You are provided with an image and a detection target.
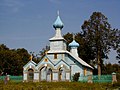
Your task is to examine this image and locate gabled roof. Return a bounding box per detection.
[68,52,93,69]
[23,60,37,68]
[37,55,55,67]
[54,59,70,67]
[47,50,93,69]
[37,55,70,67]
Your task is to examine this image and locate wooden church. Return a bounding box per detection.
[23,13,93,82]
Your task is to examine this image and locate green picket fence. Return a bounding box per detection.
[0,76,23,82]
[0,75,112,83]
[0,76,5,80]
[79,75,88,82]
[92,75,112,83]
[78,75,112,83]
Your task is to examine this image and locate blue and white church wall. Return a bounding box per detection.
[23,55,71,82]
[36,55,71,81]
[23,60,38,82]
[23,12,93,82]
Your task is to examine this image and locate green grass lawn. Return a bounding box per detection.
[0,81,120,90]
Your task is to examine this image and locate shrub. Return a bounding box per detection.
[72,73,80,82]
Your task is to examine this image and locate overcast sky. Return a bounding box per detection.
[0,0,120,64]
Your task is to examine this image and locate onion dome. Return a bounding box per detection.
[53,15,64,29]
[69,40,79,47]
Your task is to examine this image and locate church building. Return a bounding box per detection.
[23,14,93,82]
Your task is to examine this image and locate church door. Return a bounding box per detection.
[59,68,66,81]
[40,67,47,81]
[28,69,34,82]
[47,68,52,82]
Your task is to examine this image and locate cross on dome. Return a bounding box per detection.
[57,10,59,16]
[69,34,79,47]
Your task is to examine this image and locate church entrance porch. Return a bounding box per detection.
[39,66,47,81]
[39,65,53,82]
[27,69,34,82]
[39,68,70,82]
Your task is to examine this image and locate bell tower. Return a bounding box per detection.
[49,12,67,52]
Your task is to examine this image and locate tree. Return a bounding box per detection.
[16,48,30,64]
[117,48,120,60]
[81,12,119,76]
[116,48,120,64]
[102,63,120,82]
[63,32,73,51]
[64,33,96,64]
[63,33,73,44]
[39,45,50,59]
[115,29,120,63]
[0,44,9,50]
[0,44,31,75]
[0,50,22,75]
[75,33,96,64]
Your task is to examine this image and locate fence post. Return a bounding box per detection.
[88,74,93,83]
[112,72,117,84]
